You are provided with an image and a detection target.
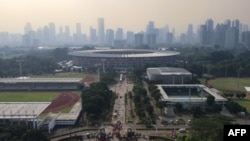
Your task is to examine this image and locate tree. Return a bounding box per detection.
[175,102,183,113]
[51,47,69,62]
[22,129,49,141]
[225,101,246,114]
[189,114,233,141]
[81,82,115,120]
[206,95,215,106]
[190,106,204,118]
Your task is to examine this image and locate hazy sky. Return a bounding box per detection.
[0,0,249,35]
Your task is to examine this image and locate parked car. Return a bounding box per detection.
[178,128,187,133]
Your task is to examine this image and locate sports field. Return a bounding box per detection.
[208,77,250,92]
[0,92,59,102]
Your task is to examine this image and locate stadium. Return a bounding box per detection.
[157,84,227,116]
[68,49,180,70]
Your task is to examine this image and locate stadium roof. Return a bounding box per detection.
[0,77,82,83]
[147,67,192,75]
[157,84,227,103]
[68,49,180,58]
[0,102,50,119]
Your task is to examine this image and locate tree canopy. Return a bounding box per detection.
[81,82,115,121]
[188,114,234,141]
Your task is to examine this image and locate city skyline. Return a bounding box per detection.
[0,0,250,35]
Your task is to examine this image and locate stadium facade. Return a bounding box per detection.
[68,49,180,70]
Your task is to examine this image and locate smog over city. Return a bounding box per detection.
[0,0,250,141]
[0,0,250,45]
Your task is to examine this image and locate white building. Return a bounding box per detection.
[147,67,192,84]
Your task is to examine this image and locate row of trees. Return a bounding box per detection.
[0,125,48,141]
[148,84,165,110]
[0,55,58,77]
[175,47,250,78]
[81,82,115,123]
[179,114,234,141]
[132,85,154,123]
[0,47,73,77]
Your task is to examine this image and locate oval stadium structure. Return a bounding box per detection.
[68,49,180,70]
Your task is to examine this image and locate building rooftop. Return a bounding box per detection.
[68,49,180,58]
[157,84,227,103]
[0,77,82,83]
[245,87,250,92]
[0,102,50,119]
[147,67,192,75]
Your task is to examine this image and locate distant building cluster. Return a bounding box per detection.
[0,18,249,48]
[199,19,250,48]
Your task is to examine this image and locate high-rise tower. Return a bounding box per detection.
[98,18,105,45]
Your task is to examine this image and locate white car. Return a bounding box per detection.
[178,128,187,133]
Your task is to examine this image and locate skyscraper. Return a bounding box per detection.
[98,18,105,45]
[89,26,97,44]
[106,29,114,46]
[73,23,83,44]
[186,24,194,44]
[134,33,144,46]
[115,28,123,40]
[65,26,71,43]
[206,19,214,45]
[49,23,56,44]
[126,31,134,46]
[24,22,32,34]
[146,21,155,34]
[43,26,50,44]
[76,23,81,35]
[199,25,208,45]
[242,31,250,48]
[214,23,226,48]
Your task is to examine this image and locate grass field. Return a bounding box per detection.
[208,77,250,92]
[232,99,250,113]
[0,92,59,102]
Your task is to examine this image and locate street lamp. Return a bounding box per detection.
[17,59,24,77]
[95,63,102,82]
[101,59,106,73]
[237,67,243,92]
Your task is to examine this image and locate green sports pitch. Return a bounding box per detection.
[0,92,59,102]
[208,77,250,92]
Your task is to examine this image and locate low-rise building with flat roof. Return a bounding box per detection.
[157,84,227,116]
[147,67,192,84]
[0,77,83,91]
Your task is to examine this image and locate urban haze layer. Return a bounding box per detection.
[0,18,249,49]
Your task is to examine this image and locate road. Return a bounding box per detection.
[50,75,186,141]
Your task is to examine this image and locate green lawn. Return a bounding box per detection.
[208,77,250,92]
[232,99,250,113]
[0,92,59,102]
